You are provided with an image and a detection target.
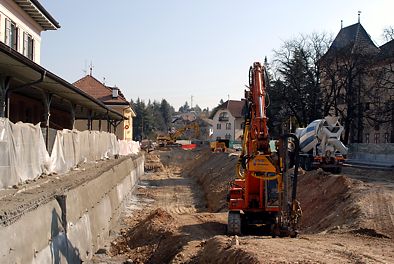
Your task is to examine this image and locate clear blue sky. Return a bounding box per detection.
[39,0,394,110]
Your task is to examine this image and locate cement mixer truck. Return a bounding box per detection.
[295,116,348,173]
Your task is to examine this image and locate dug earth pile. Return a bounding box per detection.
[94,147,394,263]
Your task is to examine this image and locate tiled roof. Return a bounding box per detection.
[327,23,379,56]
[376,39,394,62]
[218,100,245,118]
[73,75,129,105]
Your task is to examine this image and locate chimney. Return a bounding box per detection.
[112,86,119,98]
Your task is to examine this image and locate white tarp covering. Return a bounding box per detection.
[0,118,127,189]
[0,118,50,189]
[49,130,120,174]
[118,140,140,156]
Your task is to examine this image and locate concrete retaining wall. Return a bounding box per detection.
[348,143,394,166]
[0,154,144,263]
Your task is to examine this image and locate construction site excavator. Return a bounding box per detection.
[227,62,302,237]
[156,123,200,147]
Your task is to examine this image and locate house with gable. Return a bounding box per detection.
[211,99,244,141]
[0,0,125,151]
[0,0,60,64]
[73,73,135,140]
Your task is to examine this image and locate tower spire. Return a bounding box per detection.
[358,11,361,23]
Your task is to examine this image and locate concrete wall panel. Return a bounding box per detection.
[0,154,144,263]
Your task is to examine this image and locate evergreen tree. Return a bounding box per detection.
[178,101,190,113]
[160,99,173,131]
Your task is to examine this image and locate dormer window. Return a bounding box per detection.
[219,112,229,121]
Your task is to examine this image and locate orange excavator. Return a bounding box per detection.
[227,62,302,237]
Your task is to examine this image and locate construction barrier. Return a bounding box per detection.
[181,144,197,150]
[0,118,138,189]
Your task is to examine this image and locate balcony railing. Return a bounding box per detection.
[219,116,229,121]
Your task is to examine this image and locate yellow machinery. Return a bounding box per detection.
[157,123,200,147]
[210,139,229,152]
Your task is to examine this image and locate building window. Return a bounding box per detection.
[219,112,229,122]
[384,133,389,143]
[225,133,231,140]
[365,133,369,144]
[374,133,379,144]
[217,123,221,130]
[5,18,18,50]
[226,123,231,130]
[23,32,34,60]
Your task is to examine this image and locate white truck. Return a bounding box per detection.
[295,116,348,173]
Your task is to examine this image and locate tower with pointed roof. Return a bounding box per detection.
[320,21,394,144]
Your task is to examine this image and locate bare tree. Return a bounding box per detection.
[364,61,394,142]
[383,26,394,42]
[319,43,376,144]
[269,33,331,129]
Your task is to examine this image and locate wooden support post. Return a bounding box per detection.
[88,110,92,131]
[107,113,110,132]
[0,76,10,118]
[70,103,76,130]
[43,93,53,150]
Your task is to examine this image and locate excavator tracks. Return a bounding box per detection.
[227,211,242,235]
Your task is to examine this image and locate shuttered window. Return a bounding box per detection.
[23,32,34,60]
[5,18,18,50]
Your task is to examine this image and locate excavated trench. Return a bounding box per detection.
[93,147,394,264]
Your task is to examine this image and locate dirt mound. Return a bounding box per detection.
[298,169,357,233]
[109,208,184,263]
[298,169,394,238]
[158,147,206,169]
[196,233,394,263]
[196,236,259,264]
[178,148,394,238]
[184,149,237,212]
[97,147,394,263]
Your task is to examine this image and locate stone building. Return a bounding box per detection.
[320,22,394,144]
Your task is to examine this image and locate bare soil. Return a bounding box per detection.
[92,147,394,263]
